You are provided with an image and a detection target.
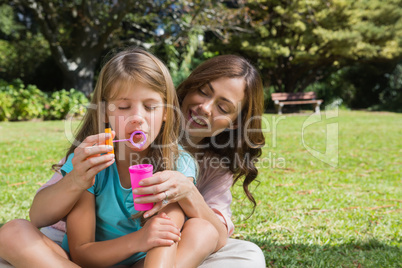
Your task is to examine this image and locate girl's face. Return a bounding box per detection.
[107,80,165,155]
[181,77,245,143]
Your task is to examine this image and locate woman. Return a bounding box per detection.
[0,54,266,267]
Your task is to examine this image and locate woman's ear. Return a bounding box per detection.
[227,123,238,130]
[227,118,238,130]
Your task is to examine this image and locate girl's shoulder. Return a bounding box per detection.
[177,145,198,182]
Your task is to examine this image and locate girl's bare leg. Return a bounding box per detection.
[176,218,219,268]
[144,203,184,268]
[0,219,78,268]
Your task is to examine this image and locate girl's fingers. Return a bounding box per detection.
[158,212,168,218]
[83,153,115,170]
[87,157,115,178]
[84,145,114,158]
[155,240,175,247]
[157,221,180,235]
[160,232,181,243]
[79,133,112,148]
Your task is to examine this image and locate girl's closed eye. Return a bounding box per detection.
[119,106,130,110]
[144,102,163,111]
[144,105,157,111]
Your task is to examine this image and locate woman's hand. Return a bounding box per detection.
[136,212,181,252]
[68,132,115,191]
[133,171,194,218]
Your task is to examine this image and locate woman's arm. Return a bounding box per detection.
[67,191,181,268]
[134,171,229,251]
[29,133,115,228]
[178,183,228,251]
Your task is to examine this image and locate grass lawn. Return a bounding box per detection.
[1,110,401,267]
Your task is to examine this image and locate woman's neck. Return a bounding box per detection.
[181,137,204,156]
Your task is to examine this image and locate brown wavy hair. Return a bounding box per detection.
[176,55,265,213]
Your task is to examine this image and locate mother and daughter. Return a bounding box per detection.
[0,47,266,267]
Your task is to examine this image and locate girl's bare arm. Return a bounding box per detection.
[66,191,181,268]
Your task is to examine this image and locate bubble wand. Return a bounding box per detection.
[105,128,147,154]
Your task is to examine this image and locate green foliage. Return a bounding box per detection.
[0,4,50,84]
[376,63,402,112]
[0,79,89,121]
[0,79,47,121]
[44,89,89,120]
[162,31,204,86]
[305,68,357,107]
[206,0,402,96]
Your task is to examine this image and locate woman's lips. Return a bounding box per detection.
[188,110,208,128]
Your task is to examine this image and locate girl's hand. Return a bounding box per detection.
[68,132,115,190]
[133,171,194,218]
[137,212,181,252]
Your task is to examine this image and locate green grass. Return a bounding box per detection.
[1,111,401,267]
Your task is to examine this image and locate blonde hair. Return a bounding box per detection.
[63,48,180,171]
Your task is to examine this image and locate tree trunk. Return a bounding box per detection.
[61,58,97,97]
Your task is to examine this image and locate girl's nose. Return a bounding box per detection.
[128,114,145,126]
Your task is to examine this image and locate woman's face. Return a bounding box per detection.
[107,80,165,156]
[181,77,245,143]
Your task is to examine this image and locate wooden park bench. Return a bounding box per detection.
[271,91,323,114]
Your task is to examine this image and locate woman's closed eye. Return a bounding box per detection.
[218,105,229,114]
[198,88,209,96]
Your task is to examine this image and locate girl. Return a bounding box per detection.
[59,47,188,267]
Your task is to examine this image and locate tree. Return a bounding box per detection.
[0,4,52,87]
[7,0,146,96]
[5,0,233,96]
[205,0,402,93]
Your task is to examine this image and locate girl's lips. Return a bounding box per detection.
[128,131,147,142]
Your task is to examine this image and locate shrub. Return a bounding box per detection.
[0,79,47,121]
[44,89,88,120]
[0,79,89,121]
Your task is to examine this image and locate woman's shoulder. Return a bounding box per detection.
[199,151,231,172]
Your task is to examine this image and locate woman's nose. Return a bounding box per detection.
[199,100,213,116]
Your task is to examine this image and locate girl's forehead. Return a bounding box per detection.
[108,79,163,101]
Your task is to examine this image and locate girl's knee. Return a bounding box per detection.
[184,218,219,244]
[0,219,36,248]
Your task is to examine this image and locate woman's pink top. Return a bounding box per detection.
[38,156,235,236]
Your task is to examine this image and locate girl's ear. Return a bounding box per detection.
[163,108,167,121]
